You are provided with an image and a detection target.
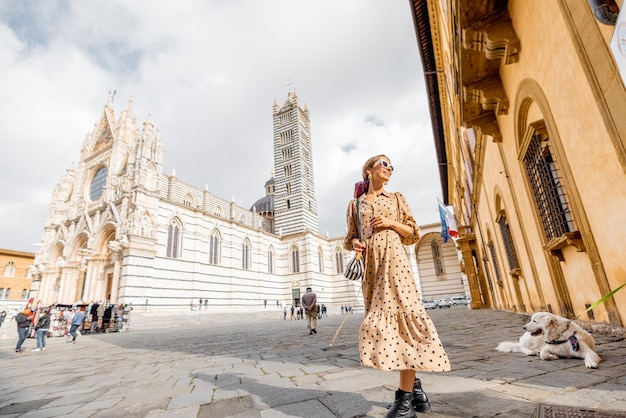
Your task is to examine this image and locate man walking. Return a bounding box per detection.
[301,287,317,335]
[69,307,85,344]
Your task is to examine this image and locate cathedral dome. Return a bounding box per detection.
[250,194,274,214]
[250,175,275,214]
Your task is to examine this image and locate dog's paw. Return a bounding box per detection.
[540,352,558,361]
[585,353,601,369]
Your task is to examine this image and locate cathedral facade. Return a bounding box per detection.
[29,92,370,311]
[29,91,464,312]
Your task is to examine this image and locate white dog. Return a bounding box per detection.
[496,312,601,369]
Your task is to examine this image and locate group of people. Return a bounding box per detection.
[340,305,354,315]
[12,302,132,354]
[14,307,52,353]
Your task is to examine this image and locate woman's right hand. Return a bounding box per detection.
[352,238,366,253]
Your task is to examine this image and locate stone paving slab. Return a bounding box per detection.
[1,307,626,417]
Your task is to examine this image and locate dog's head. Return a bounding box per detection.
[523,312,570,341]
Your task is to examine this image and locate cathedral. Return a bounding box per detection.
[28,90,464,312]
[28,91,366,311]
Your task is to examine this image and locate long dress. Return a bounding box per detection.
[344,189,450,372]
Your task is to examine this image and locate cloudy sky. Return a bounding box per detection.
[0,0,443,253]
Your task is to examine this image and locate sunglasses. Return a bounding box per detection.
[374,159,394,171]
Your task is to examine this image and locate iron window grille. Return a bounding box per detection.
[523,133,574,241]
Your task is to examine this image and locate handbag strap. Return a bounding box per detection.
[355,197,362,241]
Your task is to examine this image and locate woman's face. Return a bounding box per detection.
[370,157,393,182]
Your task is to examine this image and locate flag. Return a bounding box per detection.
[438,202,451,243]
[446,205,459,238]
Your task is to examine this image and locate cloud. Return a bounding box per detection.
[0,0,443,252]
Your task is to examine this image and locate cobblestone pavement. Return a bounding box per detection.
[1,307,626,417]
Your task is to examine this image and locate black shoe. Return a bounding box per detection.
[412,378,431,413]
[309,331,313,335]
[312,329,317,334]
[384,389,415,418]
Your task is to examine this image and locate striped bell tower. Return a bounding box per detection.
[272,90,319,236]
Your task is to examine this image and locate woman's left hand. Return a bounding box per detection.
[370,215,392,230]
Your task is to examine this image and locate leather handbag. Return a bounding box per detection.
[344,197,364,281]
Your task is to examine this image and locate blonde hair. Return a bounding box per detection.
[361,154,389,180]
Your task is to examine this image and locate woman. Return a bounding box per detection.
[15,308,33,353]
[344,155,450,417]
[33,308,51,352]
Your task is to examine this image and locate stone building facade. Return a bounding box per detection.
[410,0,626,326]
[0,249,35,310]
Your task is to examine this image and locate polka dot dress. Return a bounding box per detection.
[344,190,450,372]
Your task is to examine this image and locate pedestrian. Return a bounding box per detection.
[321,304,327,318]
[283,305,287,320]
[264,299,267,308]
[0,310,6,328]
[69,307,85,343]
[301,287,317,334]
[290,304,295,320]
[97,302,105,332]
[204,299,208,310]
[341,305,345,315]
[344,155,450,417]
[33,308,51,352]
[15,308,33,353]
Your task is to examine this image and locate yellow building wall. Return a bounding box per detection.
[0,249,35,306]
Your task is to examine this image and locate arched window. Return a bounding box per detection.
[214,206,223,217]
[242,239,251,270]
[0,288,4,299]
[209,230,221,265]
[334,249,345,274]
[488,242,503,284]
[318,247,324,273]
[3,261,15,277]
[21,289,28,300]
[290,245,300,273]
[167,218,182,258]
[497,212,520,271]
[3,288,10,299]
[268,246,275,274]
[431,240,445,275]
[522,127,574,240]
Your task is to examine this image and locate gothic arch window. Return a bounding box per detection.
[239,214,246,224]
[431,240,445,276]
[496,210,520,271]
[183,193,194,207]
[334,248,345,274]
[284,165,292,178]
[242,239,251,270]
[21,289,28,300]
[286,199,291,209]
[286,183,291,195]
[268,246,275,274]
[209,229,221,265]
[166,218,183,258]
[3,261,15,277]
[487,242,503,284]
[290,245,300,273]
[3,288,10,299]
[0,288,4,299]
[318,247,324,273]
